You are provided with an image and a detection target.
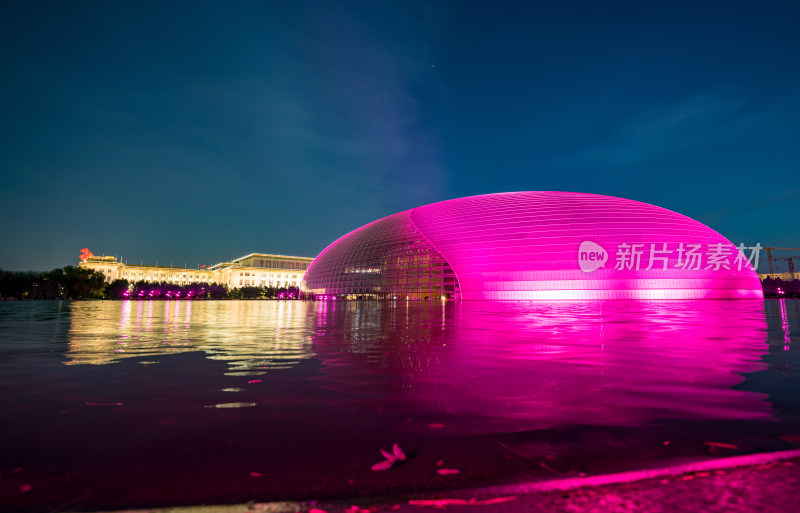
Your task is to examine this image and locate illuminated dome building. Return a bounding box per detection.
[303,192,763,300]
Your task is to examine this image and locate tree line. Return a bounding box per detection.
[111,280,300,300]
[4,265,794,300]
[0,267,302,300]
[0,266,106,299]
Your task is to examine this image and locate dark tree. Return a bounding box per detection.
[104,279,130,299]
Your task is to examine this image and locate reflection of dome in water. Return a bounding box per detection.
[304,192,762,300]
[309,300,773,431]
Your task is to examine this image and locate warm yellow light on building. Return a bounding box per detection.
[78,251,313,290]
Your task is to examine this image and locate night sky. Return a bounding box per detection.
[2,1,799,271]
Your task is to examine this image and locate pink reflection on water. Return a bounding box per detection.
[313,299,772,431]
[780,298,791,351]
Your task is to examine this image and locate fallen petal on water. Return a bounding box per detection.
[437,468,460,475]
[393,443,406,460]
[539,461,566,475]
[371,460,394,471]
[703,441,739,450]
[477,497,517,505]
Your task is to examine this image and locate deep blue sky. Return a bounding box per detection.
[2,0,799,271]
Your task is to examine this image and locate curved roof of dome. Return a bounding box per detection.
[305,191,762,300]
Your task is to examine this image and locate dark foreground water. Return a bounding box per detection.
[1,299,799,511]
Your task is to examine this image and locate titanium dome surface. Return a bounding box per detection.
[303,192,763,300]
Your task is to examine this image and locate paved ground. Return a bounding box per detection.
[97,451,800,513]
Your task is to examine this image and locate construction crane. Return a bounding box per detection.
[763,247,800,275]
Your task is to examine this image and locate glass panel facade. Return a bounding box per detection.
[304,211,460,300]
[305,192,762,301]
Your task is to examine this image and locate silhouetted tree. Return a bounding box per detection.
[0,269,47,299]
[104,279,130,299]
[238,286,262,299]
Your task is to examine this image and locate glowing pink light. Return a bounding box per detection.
[305,192,763,300]
[780,298,791,351]
[312,300,772,430]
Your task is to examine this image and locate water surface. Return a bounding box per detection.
[1,299,798,510]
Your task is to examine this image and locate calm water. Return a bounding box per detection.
[1,299,799,510]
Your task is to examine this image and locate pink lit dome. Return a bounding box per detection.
[303,192,763,300]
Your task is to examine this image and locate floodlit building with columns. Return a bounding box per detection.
[78,252,313,290]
